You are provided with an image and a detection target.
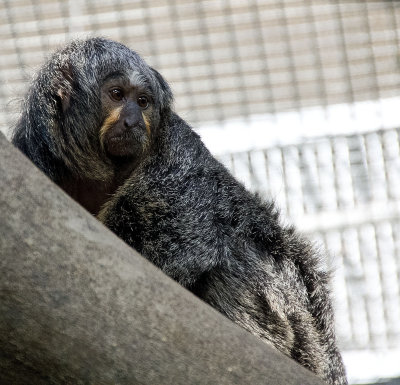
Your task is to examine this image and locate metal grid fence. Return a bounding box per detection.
[1,1,400,130]
[218,128,400,352]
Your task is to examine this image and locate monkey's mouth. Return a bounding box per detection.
[105,129,147,157]
[109,132,134,143]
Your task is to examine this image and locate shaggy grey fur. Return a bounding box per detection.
[12,37,347,385]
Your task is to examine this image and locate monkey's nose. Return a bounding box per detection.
[124,116,140,129]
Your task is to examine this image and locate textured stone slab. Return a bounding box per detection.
[0,132,324,385]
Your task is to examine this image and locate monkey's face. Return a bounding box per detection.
[18,38,172,181]
[99,72,154,159]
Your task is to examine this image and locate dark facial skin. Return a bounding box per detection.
[99,74,153,159]
[60,73,155,216]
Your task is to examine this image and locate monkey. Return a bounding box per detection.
[12,37,347,385]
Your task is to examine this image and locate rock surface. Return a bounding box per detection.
[0,132,324,385]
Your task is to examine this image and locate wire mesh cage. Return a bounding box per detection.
[218,128,400,353]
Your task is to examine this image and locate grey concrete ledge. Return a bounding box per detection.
[0,132,324,385]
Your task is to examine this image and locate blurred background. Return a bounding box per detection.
[0,1,399,383]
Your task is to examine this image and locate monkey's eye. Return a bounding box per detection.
[137,95,149,109]
[109,88,124,101]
